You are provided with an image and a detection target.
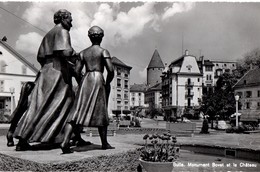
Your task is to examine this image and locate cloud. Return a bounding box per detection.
[17,2,195,55]
[91,2,159,46]
[138,66,147,80]
[21,2,97,52]
[15,32,42,55]
[162,2,195,21]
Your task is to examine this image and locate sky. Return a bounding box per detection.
[1,1,260,84]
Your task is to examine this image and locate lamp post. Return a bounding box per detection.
[235,95,240,127]
[9,87,15,114]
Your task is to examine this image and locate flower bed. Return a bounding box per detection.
[0,150,140,172]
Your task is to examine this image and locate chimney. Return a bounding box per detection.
[185,50,189,56]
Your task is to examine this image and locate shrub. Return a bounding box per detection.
[140,132,179,162]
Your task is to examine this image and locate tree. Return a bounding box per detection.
[200,73,237,124]
[235,48,260,78]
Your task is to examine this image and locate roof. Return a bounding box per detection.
[233,67,260,88]
[130,84,147,92]
[111,56,132,69]
[147,49,164,69]
[0,40,39,73]
[169,56,184,67]
[204,60,214,66]
[146,82,162,92]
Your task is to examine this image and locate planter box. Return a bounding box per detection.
[139,158,173,172]
[166,122,196,133]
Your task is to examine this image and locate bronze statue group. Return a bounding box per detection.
[6,9,115,154]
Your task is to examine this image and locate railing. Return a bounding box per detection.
[185,82,194,87]
[185,91,194,97]
[205,80,213,84]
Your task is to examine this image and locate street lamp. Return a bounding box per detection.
[9,87,15,114]
[235,94,240,127]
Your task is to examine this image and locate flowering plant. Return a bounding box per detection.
[140,132,179,162]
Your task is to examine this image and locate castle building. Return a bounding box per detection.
[145,49,165,110]
[161,50,203,119]
[147,49,165,87]
[108,57,132,115]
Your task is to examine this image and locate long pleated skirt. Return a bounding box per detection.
[68,71,109,127]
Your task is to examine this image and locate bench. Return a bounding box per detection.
[85,122,118,137]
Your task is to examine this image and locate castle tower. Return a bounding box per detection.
[147,49,165,87]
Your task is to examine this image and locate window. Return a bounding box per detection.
[117,94,121,98]
[245,91,252,98]
[237,92,243,98]
[198,78,200,82]
[216,69,222,76]
[205,66,213,71]
[225,69,230,73]
[124,80,128,89]
[22,65,27,75]
[246,102,251,109]
[117,68,121,76]
[258,91,260,97]
[0,80,4,92]
[224,64,227,67]
[0,60,6,73]
[117,78,121,87]
[138,93,141,96]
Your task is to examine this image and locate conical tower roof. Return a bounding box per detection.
[147,49,164,69]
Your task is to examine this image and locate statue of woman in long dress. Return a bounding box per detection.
[60,26,115,154]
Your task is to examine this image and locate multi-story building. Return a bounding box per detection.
[108,57,132,115]
[161,50,203,119]
[147,49,165,87]
[233,67,260,123]
[0,40,38,116]
[144,82,162,109]
[130,83,148,108]
[198,56,237,94]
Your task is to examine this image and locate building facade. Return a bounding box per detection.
[108,57,132,115]
[234,67,260,123]
[144,82,162,109]
[161,50,203,119]
[130,84,148,108]
[198,57,237,94]
[0,40,38,116]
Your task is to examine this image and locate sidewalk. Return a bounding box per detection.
[0,132,260,164]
